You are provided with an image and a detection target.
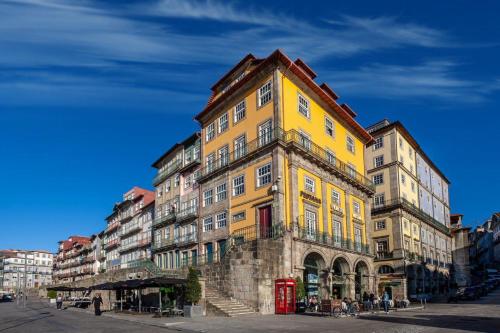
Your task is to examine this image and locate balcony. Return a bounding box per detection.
[153,211,176,227]
[405,252,423,262]
[197,128,375,194]
[104,239,120,249]
[152,232,197,251]
[178,155,201,174]
[176,205,198,223]
[375,251,394,261]
[105,221,120,234]
[295,223,371,255]
[372,198,451,235]
[119,237,151,252]
[153,160,182,186]
[120,222,142,237]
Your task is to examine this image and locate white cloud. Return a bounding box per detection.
[323,61,500,102]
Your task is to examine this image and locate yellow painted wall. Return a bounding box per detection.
[399,168,419,206]
[280,74,365,175]
[297,168,323,232]
[325,183,347,237]
[350,194,366,243]
[202,75,274,163]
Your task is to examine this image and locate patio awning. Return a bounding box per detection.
[90,277,186,290]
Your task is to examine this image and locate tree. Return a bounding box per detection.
[185,267,202,305]
[295,276,306,302]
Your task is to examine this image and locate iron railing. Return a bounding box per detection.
[153,159,182,186]
[295,223,371,255]
[120,222,142,237]
[197,128,375,192]
[176,205,198,222]
[372,198,451,235]
[153,211,176,227]
[152,232,198,251]
[375,251,394,260]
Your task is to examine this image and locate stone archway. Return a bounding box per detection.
[331,256,351,299]
[303,252,326,299]
[354,260,370,301]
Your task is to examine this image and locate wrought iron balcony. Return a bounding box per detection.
[153,211,176,227]
[372,198,451,235]
[152,232,197,251]
[375,251,394,261]
[197,128,375,193]
[153,160,182,186]
[120,222,142,237]
[176,205,198,222]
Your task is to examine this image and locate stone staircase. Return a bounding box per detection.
[205,287,256,317]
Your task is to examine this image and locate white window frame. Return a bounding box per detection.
[326,149,336,165]
[373,173,384,185]
[203,189,213,207]
[216,183,227,202]
[373,136,384,150]
[258,81,272,107]
[375,220,386,230]
[218,112,228,133]
[206,122,215,142]
[234,135,246,159]
[331,190,341,206]
[304,175,315,193]
[218,145,229,167]
[232,174,245,196]
[374,155,384,168]
[215,212,227,229]
[298,93,310,118]
[203,217,213,232]
[373,194,385,208]
[353,200,361,215]
[325,117,334,137]
[234,100,246,123]
[256,163,272,187]
[346,135,355,154]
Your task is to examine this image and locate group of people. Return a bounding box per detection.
[55,293,103,316]
[361,291,393,313]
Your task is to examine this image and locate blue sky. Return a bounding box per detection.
[1,0,499,252]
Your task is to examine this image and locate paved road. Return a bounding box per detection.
[1,290,499,333]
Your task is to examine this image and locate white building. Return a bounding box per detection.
[0,250,53,292]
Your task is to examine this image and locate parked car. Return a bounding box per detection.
[1,294,13,302]
[459,287,479,300]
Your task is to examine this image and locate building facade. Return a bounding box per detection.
[152,133,201,269]
[103,187,154,271]
[194,50,376,301]
[365,120,453,299]
[450,214,471,287]
[53,236,93,284]
[1,250,53,291]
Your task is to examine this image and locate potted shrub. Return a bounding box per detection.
[184,267,203,317]
[295,276,307,313]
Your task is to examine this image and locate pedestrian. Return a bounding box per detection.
[369,292,375,312]
[383,291,390,314]
[91,293,103,316]
[362,291,370,311]
[56,294,63,310]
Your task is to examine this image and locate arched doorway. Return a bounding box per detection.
[354,260,369,301]
[331,257,350,299]
[303,252,325,299]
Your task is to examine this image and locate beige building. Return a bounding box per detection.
[365,120,452,300]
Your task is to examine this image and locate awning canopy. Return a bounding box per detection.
[47,286,89,291]
[91,277,186,291]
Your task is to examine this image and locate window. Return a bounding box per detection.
[232,211,246,222]
[218,145,229,167]
[203,189,213,207]
[354,227,362,251]
[347,163,356,178]
[375,220,386,230]
[304,176,315,193]
[218,113,228,133]
[373,194,385,208]
[399,155,404,164]
[411,181,416,193]
[299,131,311,150]
[373,173,384,185]
[165,179,171,192]
[203,217,213,232]
[206,152,215,172]
[374,155,384,168]
[216,183,227,202]
[234,100,246,123]
[258,120,272,146]
[353,200,361,216]
[331,190,341,206]
[326,150,336,165]
[409,147,413,159]
[234,135,246,159]
[184,173,193,189]
[346,136,355,153]
[401,173,406,185]
[376,240,388,253]
[215,212,227,229]
[256,163,272,187]
[298,93,310,118]
[305,209,317,239]
[258,81,272,107]
[373,136,384,150]
[174,174,180,187]
[399,137,404,149]
[333,220,342,245]
[232,175,245,196]
[206,122,215,142]
[325,117,334,137]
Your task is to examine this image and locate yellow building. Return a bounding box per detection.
[365,120,452,300]
[195,50,376,301]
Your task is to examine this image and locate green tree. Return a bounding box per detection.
[295,276,306,302]
[47,290,57,299]
[185,267,202,305]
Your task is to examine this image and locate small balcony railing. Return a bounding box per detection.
[105,222,120,234]
[176,206,198,222]
[375,251,394,260]
[152,232,197,251]
[153,211,176,227]
[104,239,120,249]
[121,222,142,237]
[153,160,182,186]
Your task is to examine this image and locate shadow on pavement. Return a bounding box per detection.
[0,314,54,332]
[358,313,500,333]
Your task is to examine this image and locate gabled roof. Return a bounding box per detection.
[195,49,372,144]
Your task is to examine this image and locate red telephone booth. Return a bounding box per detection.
[275,278,296,314]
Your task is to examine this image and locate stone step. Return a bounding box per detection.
[205,287,255,317]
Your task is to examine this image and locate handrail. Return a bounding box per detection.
[153,160,182,186]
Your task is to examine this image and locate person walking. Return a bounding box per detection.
[369,292,375,312]
[91,293,103,316]
[362,292,370,311]
[382,291,390,314]
[56,294,63,310]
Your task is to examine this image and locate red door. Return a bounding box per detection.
[259,205,272,238]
